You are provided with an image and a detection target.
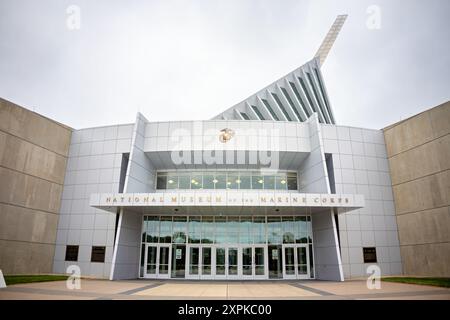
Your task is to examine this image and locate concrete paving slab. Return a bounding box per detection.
[0,279,449,300]
[227,283,318,298]
[135,283,228,298]
[296,279,449,296]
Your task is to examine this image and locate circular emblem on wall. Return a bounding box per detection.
[219,128,235,143]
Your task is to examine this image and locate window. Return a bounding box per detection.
[267,217,282,244]
[298,77,316,113]
[156,171,298,190]
[363,247,377,263]
[188,216,201,243]
[167,174,178,189]
[281,87,304,121]
[271,93,292,121]
[65,245,79,261]
[287,172,298,191]
[307,72,329,123]
[178,174,190,189]
[263,175,275,189]
[142,215,313,246]
[275,175,287,190]
[239,174,251,189]
[190,175,202,189]
[214,174,226,189]
[172,216,187,243]
[240,112,250,120]
[314,68,334,123]
[203,174,215,189]
[261,99,279,121]
[289,81,309,117]
[156,174,167,189]
[251,105,265,120]
[251,174,264,189]
[91,246,106,263]
[226,173,239,189]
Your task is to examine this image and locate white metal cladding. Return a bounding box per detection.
[212,59,336,125]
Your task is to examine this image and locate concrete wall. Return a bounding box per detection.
[0,98,71,274]
[383,100,450,277]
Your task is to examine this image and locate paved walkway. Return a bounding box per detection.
[0,279,449,300]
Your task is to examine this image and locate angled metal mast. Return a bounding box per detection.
[314,14,348,67]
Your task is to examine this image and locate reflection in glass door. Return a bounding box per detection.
[283,246,296,279]
[254,246,266,278]
[171,244,186,278]
[158,245,170,278]
[187,246,200,279]
[202,247,212,278]
[268,245,283,279]
[145,245,157,277]
[242,247,252,277]
[297,246,308,276]
[215,247,226,277]
[228,247,238,277]
[282,245,309,279]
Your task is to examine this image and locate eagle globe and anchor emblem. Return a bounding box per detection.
[219,128,235,143]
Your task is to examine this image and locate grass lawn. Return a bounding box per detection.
[4,275,69,286]
[382,277,450,288]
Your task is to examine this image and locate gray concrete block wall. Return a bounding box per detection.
[0,98,71,274]
[384,101,450,277]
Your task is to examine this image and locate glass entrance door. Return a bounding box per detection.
[171,244,186,278]
[296,246,309,279]
[201,247,213,278]
[241,247,253,278]
[283,246,296,279]
[144,245,157,277]
[282,244,309,279]
[215,247,226,278]
[158,244,171,279]
[144,244,171,279]
[186,246,200,279]
[241,246,267,278]
[228,247,239,278]
[214,246,241,279]
[147,244,308,280]
[254,246,267,279]
[268,245,283,279]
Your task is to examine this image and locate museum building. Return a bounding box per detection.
[1,15,448,281]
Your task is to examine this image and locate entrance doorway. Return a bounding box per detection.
[171,244,186,278]
[268,245,283,279]
[282,244,309,279]
[140,215,314,280]
[185,245,268,279]
[143,244,171,279]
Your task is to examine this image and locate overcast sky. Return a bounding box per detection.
[0,0,449,129]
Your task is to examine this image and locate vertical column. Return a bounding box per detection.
[300,114,343,281]
[110,113,154,280]
[312,210,344,281]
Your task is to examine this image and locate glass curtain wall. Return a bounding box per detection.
[139,215,314,277]
[156,171,298,191]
